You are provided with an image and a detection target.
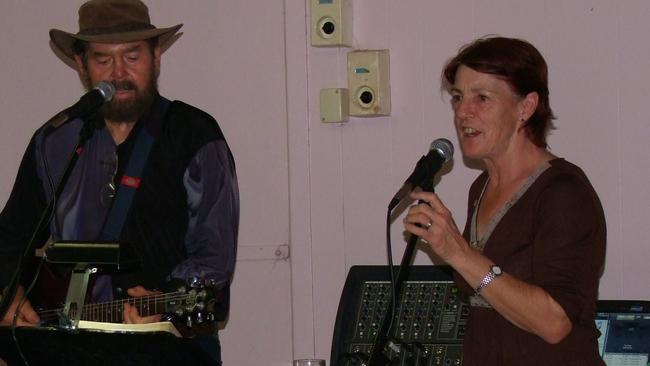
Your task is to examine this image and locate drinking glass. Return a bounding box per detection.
[293,359,326,366]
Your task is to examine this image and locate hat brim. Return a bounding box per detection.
[50,24,183,65]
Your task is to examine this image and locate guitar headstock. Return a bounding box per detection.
[163,277,221,330]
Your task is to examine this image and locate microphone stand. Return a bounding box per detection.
[0,119,97,320]
[366,179,436,366]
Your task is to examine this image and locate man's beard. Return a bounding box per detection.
[81,73,158,122]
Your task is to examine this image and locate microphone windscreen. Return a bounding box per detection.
[430,138,454,163]
[94,81,116,102]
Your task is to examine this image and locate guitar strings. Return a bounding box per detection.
[36,291,206,322]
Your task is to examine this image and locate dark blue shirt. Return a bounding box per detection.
[0,95,238,320]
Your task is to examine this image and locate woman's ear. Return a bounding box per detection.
[520,91,539,122]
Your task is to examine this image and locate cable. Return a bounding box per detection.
[11,255,45,366]
[7,134,62,366]
[385,209,397,339]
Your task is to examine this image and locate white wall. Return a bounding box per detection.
[1,1,649,365]
[0,1,293,365]
[292,0,650,362]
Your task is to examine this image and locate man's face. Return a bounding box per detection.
[75,40,161,123]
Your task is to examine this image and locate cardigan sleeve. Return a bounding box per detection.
[531,172,606,322]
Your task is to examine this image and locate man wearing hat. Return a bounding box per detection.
[0,0,238,363]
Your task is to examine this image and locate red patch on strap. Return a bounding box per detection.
[120,175,141,189]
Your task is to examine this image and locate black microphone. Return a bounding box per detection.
[388,138,454,210]
[47,81,116,128]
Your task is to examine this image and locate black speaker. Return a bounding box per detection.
[0,326,213,366]
[331,265,468,366]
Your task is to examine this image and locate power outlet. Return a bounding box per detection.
[310,0,352,47]
[320,88,349,123]
[347,50,391,116]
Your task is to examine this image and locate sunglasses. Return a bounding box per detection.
[99,152,118,207]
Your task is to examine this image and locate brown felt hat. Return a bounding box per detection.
[50,0,182,64]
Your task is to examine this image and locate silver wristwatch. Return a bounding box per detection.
[475,265,502,295]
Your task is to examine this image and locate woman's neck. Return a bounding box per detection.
[484,144,555,189]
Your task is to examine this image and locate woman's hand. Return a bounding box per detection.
[404,193,572,343]
[403,191,468,264]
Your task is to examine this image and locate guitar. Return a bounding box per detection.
[34,278,220,336]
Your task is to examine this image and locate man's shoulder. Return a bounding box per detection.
[168,100,215,123]
[162,99,225,142]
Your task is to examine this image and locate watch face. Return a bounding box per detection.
[491,265,502,276]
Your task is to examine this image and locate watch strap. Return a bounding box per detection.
[475,265,501,295]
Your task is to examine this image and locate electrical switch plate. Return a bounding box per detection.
[320,88,349,123]
[347,49,391,116]
[310,0,352,47]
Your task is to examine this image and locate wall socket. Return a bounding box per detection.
[347,50,391,116]
[320,88,349,123]
[310,0,352,47]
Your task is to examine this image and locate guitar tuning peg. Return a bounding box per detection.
[195,311,204,324]
[189,277,202,288]
[186,315,193,328]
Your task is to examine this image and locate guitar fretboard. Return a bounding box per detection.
[79,292,184,322]
[38,291,190,323]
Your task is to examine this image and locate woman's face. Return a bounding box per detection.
[450,65,526,162]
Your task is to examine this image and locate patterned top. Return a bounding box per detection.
[469,161,551,251]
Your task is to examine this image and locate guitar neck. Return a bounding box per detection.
[78,291,184,323]
[35,283,213,326]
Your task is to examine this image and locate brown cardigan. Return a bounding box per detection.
[456,158,606,365]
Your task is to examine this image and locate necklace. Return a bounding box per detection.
[470,161,551,251]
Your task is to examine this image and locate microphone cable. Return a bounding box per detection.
[380,138,454,364]
[9,132,61,366]
[11,256,47,366]
[385,208,397,343]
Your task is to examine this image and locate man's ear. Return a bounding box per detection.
[73,54,86,75]
[153,44,162,78]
